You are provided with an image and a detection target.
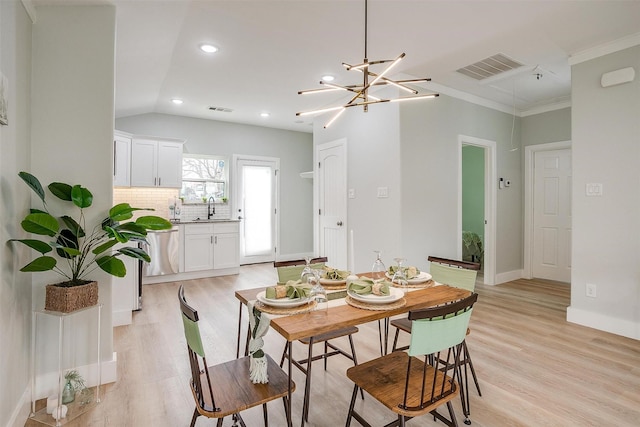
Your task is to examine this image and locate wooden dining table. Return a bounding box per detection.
[235,282,471,426]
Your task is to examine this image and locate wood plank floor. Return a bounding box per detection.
[26,263,640,426]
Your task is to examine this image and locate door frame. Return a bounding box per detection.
[458,135,496,285]
[523,140,572,278]
[231,154,280,263]
[314,138,347,261]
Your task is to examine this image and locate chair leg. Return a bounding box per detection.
[345,385,359,427]
[447,401,459,427]
[347,335,364,400]
[324,341,329,370]
[262,402,268,427]
[279,340,288,368]
[463,340,482,396]
[190,407,199,427]
[391,328,400,352]
[282,396,292,427]
[302,337,315,422]
[216,417,224,427]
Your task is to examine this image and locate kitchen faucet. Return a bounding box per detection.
[207,196,215,219]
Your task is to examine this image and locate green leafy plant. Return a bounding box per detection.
[64,369,86,392]
[9,172,172,286]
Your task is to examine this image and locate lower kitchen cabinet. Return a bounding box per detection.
[183,222,239,273]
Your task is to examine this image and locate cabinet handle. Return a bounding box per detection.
[214,236,218,244]
[211,236,213,244]
[154,177,157,186]
[158,177,161,186]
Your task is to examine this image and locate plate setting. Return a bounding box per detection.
[256,291,310,308]
[347,287,403,305]
[386,271,432,284]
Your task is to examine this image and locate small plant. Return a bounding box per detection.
[221,197,228,203]
[64,369,86,392]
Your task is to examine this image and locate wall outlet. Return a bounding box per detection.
[586,283,597,298]
[348,188,356,199]
[377,187,388,198]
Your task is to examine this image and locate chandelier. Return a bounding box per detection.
[296,0,438,128]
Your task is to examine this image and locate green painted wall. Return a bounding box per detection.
[462,145,484,239]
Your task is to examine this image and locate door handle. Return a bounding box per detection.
[337,221,343,226]
[238,216,243,220]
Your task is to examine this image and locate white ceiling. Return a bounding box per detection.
[32,1,640,132]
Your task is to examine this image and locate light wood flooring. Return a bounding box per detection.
[26,263,640,426]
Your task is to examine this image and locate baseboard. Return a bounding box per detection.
[32,352,118,400]
[112,309,132,327]
[494,269,523,285]
[567,306,640,340]
[7,385,31,427]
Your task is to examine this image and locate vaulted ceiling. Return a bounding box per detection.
[33,1,640,132]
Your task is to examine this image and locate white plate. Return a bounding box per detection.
[256,291,310,308]
[319,278,347,286]
[386,271,432,284]
[347,286,403,305]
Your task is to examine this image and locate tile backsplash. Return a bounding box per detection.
[113,187,231,221]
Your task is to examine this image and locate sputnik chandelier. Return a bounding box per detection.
[296,0,438,128]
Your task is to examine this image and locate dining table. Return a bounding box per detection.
[234,277,471,426]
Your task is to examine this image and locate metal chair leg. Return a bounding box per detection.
[190,407,199,427]
[263,403,268,426]
[463,340,482,395]
[345,385,359,427]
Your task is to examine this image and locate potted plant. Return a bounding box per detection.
[61,369,86,404]
[9,172,172,312]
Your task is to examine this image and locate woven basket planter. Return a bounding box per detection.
[45,281,98,313]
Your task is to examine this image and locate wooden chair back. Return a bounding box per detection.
[401,293,478,411]
[428,256,479,292]
[178,285,218,414]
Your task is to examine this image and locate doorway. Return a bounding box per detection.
[458,135,496,285]
[315,139,348,269]
[524,141,572,281]
[232,155,279,265]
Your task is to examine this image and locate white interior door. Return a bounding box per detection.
[235,157,278,265]
[316,140,347,269]
[532,149,572,282]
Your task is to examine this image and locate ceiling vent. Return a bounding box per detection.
[208,106,233,113]
[456,53,524,81]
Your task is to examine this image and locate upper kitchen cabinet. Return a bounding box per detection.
[130,137,184,188]
[113,131,132,187]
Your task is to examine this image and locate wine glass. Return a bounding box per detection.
[308,269,327,311]
[300,256,313,283]
[371,251,386,284]
[391,257,408,293]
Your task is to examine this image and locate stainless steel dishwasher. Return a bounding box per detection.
[142,227,180,277]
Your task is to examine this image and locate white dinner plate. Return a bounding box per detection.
[256,291,310,308]
[347,286,403,305]
[386,271,432,284]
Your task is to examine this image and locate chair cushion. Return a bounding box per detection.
[299,326,358,344]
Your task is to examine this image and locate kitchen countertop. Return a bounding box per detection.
[171,218,240,224]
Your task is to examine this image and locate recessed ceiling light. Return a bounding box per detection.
[200,44,218,53]
[171,99,183,105]
[322,75,335,81]
[260,112,270,117]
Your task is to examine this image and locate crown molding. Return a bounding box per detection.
[569,32,640,66]
[520,99,572,117]
[21,0,37,23]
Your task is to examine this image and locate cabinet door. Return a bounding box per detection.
[157,141,183,188]
[113,135,131,187]
[213,233,239,269]
[130,138,158,187]
[184,234,214,271]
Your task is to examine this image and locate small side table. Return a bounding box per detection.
[30,304,102,427]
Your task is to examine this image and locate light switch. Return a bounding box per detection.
[586,183,603,197]
[377,187,388,198]
[348,188,356,199]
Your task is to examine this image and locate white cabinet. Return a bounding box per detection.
[113,132,131,187]
[182,222,239,272]
[183,224,215,272]
[213,222,240,269]
[130,137,183,188]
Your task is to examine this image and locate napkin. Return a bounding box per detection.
[388,265,420,279]
[322,266,351,280]
[348,278,390,296]
[265,280,312,299]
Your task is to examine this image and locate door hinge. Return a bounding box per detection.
[275,169,278,176]
[274,208,277,215]
[318,161,321,168]
[318,209,322,215]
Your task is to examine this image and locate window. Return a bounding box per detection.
[180,155,227,203]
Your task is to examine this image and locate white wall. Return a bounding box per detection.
[568,45,640,339]
[116,113,314,257]
[314,103,403,273]
[0,1,33,425]
[30,3,117,390]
